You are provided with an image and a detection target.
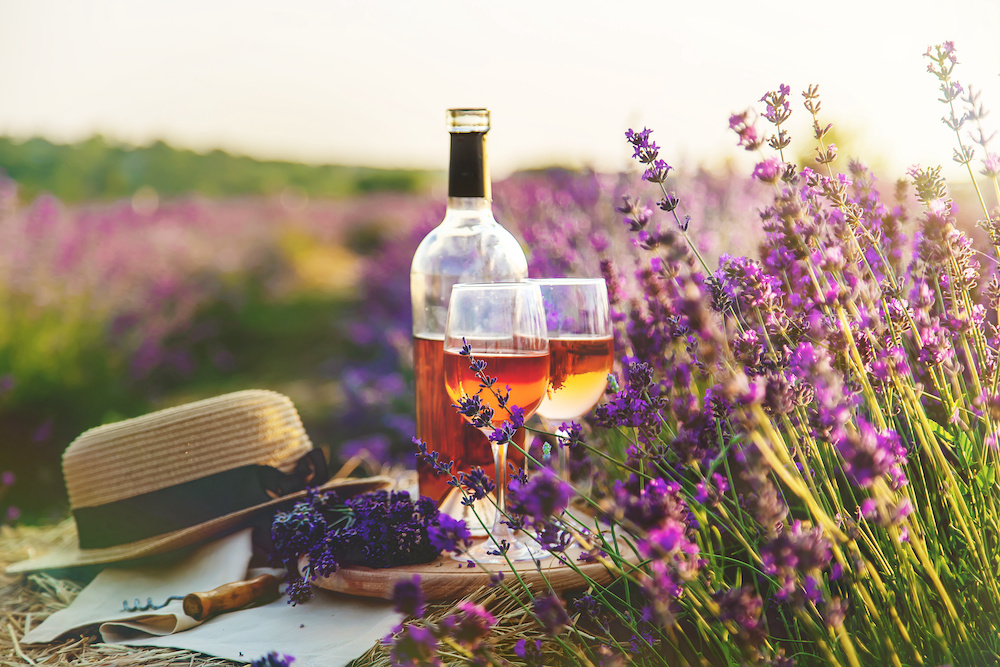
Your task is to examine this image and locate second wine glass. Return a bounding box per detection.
[530,278,614,479]
[443,282,550,563]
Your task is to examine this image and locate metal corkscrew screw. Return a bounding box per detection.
[121,595,185,612]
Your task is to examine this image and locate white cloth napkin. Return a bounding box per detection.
[124,588,399,666]
[22,529,399,666]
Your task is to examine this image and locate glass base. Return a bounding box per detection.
[452,534,551,564]
[437,486,496,537]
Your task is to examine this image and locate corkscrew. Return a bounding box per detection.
[120,573,281,619]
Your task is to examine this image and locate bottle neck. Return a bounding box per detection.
[446,196,492,213]
[448,131,490,199]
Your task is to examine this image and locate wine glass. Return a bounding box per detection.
[529,278,613,479]
[443,282,550,563]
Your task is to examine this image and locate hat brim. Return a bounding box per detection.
[6,475,394,574]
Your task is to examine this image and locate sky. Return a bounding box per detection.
[0,1,999,180]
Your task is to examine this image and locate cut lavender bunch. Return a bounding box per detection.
[270,488,463,604]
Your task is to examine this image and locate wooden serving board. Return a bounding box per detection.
[308,537,641,601]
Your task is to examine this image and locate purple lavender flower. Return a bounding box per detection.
[836,419,908,489]
[729,111,763,151]
[787,342,851,442]
[694,473,729,506]
[385,624,440,667]
[573,594,610,633]
[532,593,570,635]
[270,498,330,567]
[594,362,664,437]
[720,254,788,331]
[712,586,765,646]
[860,498,878,520]
[871,346,909,384]
[761,84,791,123]
[487,405,525,446]
[250,651,295,667]
[627,362,654,390]
[741,450,789,537]
[414,438,455,479]
[457,467,496,503]
[625,128,686,218]
[440,602,496,648]
[617,195,653,231]
[752,158,784,184]
[613,476,690,533]
[981,152,1000,177]
[642,559,683,624]
[623,480,704,618]
[427,514,472,555]
[760,521,833,601]
[487,420,517,445]
[559,421,586,449]
[824,597,848,628]
[803,574,823,605]
[531,519,573,553]
[733,329,765,372]
[507,467,572,524]
[641,519,690,555]
[643,159,673,184]
[625,128,658,164]
[514,638,545,665]
[453,394,494,429]
[893,498,914,523]
[391,576,425,618]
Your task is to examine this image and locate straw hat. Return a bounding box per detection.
[7,389,390,573]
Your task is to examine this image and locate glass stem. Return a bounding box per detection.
[554,427,569,479]
[541,416,572,480]
[489,440,517,547]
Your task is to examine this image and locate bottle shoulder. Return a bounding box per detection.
[409,202,528,338]
[410,213,527,277]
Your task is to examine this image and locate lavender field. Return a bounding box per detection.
[0,163,770,524]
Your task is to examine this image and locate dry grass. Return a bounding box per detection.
[353,582,558,667]
[0,521,243,667]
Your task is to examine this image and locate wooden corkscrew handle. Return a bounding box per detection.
[182,573,281,621]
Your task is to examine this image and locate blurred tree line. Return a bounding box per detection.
[0,135,440,202]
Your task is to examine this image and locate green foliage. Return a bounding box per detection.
[0,135,440,202]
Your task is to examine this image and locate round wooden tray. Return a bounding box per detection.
[307,536,640,601]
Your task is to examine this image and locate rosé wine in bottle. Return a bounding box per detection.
[410,109,527,526]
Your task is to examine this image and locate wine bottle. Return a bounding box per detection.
[410,109,528,527]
